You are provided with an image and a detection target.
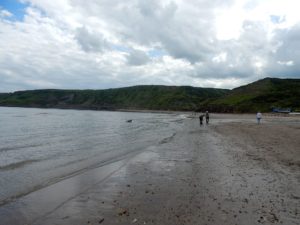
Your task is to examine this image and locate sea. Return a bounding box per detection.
[0,107,185,206]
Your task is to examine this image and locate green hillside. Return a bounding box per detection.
[199,78,300,113]
[1,78,299,112]
[0,85,228,111]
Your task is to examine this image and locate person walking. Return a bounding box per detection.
[199,114,204,125]
[205,111,209,124]
[256,111,262,124]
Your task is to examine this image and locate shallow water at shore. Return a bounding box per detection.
[0,107,184,205]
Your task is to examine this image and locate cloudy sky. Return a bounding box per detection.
[0,0,300,92]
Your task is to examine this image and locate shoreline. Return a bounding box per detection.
[1,105,300,116]
[0,105,190,114]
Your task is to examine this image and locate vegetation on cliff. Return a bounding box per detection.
[0,85,228,111]
[199,78,300,112]
[0,78,299,112]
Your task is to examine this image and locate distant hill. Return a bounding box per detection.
[199,78,300,112]
[0,78,299,112]
[0,85,228,111]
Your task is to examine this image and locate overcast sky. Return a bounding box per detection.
[0,0,300,92]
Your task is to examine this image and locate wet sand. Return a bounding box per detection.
[1,114,299,225]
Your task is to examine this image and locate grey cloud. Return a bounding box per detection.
[135,1,217,63]
[127,49,150,66]
[274,23,300,60]
[263,23,300,78]
[69,0,227,64]
[137,0,161,17]
[72,0,214,62]
[240,20,270,50]
[75,26,109,52]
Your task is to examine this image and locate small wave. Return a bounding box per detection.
[0,143,46,152]
[54,157,88,169]
[179,114,188,119]
[36,112,50,115]
[159,132,176,144]
[170,119,185,123]
[0,159,41,171]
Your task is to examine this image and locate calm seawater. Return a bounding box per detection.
[0,107,185,205]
